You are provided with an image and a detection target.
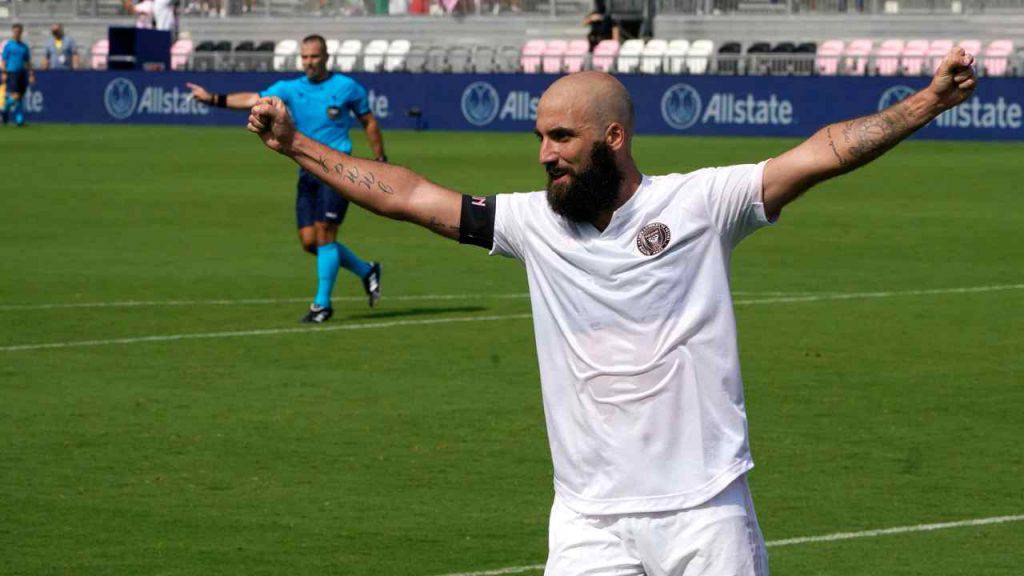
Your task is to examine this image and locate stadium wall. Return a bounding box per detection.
[25,71,1024,140]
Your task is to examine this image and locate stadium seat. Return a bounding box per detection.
[494,45,522,73]
[564,39,589,73]
[770,41,797,75]
[815,39,844,76]
[520,39,545,73]
[792,42,817,76]
[542,39,568,74]
[982,39,1014,77]
[665,39,690,74]
[362,39,390,73]
[686,39,714,75]
[715,41,742,75]
[745,41,771,76]
[335,39,363,72]
[91,38,109,70]
[273,39,299,72]
[616,39,645,73]
[170,38,193,71]
[425,45,449,73]
[842,38,873,76]
[448,45,473,73]
[233,40,256,72]
[926,39,954,73]
[324,39,341,70]
[958,39,982,57]
[640,39,669,74]
[900,39,930,76]
[471,45,496,73]
[385,39,411,72]
[404,43,430,73]
[874,39,904,76]
[591,39,619,72]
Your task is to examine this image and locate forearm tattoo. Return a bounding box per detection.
[825,125,847,167]
[832,102,912,167]
[328,160,396,196]
[427,216,460,234]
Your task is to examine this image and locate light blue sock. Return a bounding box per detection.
[12,98,24,126]
[336,242,372,279]
[314,242,341,308]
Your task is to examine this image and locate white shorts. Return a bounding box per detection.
[544,475,768,576]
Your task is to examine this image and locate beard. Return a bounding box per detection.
[545,142,623,224]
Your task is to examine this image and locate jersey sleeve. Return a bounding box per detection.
[1,43,10,63]
[345,82,371,117]
[701,161,773,247]
[259,80,289,103]
[490,193,529,261]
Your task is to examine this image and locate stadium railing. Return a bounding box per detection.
[4,0,1024,19]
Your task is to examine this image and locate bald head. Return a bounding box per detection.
[539,71,635,138]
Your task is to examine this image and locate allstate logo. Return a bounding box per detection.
[661,83,702,131]
[461,81,500,127]
[878,85,915,111]
[104,78,138,120]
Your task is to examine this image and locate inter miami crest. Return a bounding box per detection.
[327,106,342,120]
[636,222,671,256]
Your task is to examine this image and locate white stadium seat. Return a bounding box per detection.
[385,39,411,72]
[665,39,689,74]
[335,39,363,72]
[273,39,299,72]
[640,39,669,74]
[617,39,645,73]
[686,39,714,75]
[362,39,390,72]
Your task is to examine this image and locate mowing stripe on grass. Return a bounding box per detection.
[436,514,1024,576]
[2,283,1021,352]
[0,290,824,311]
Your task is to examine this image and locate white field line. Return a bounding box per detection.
[436,514,1024,576]
[2,284,1022,353]
[0,314,532,352]
[0,290,826,312]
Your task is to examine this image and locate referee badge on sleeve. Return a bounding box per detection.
[327,106,342,119]
[637,222,671,256]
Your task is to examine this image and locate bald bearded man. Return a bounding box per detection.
[248,57,977,575]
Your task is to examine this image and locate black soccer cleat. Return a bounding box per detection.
[362,262,382,308]
[300,304,334,324]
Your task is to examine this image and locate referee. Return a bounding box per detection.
[2,24,35,127]
[248,51,976,574]
[187,34,387,323]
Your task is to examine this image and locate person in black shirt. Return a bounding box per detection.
[584,0,619,52]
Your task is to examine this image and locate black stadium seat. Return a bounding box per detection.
[716,41,742,75]
[192,40,218,72]
[254,41,275,72]
[233,40,256,72]
[770,42,796,75]
[794,42,817,75]
[746,41,771,76]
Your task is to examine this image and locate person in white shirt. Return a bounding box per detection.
[124,0,176,32]
[246,50,977,575]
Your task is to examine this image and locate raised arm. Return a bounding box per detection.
[762,47,977,220]
[186,82,261,110]
[248,96,462,240]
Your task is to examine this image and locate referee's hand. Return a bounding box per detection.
[248,96,295,155]
[928,47,977,111]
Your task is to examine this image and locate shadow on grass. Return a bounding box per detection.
[345,306,488,321]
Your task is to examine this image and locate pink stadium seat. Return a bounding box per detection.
[591,39,619,72]
[874,39,904,76]
[815,39,844,75]
[927,39,953,73]
[91,39,109,70]
[982,39,1014,77]
[171,38,194,71]
[842,38,872,76]
[520,39,546,74]
[542,39,568,74]
[958,39,982,56]
[900,39,929,76]
[563,39,589,73]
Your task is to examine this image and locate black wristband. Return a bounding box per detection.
[214,93,227,108]
[458,194,496,249]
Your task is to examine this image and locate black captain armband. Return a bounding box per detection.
[458,194,496,249]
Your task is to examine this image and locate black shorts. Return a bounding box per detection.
[295,168,349,228]
[5,70,28,96]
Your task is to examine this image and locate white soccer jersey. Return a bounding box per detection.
[491,162,772,515]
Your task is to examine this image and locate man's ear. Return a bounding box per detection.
[605,122,627,151]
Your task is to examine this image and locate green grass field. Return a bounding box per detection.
[1,124,1022,576]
